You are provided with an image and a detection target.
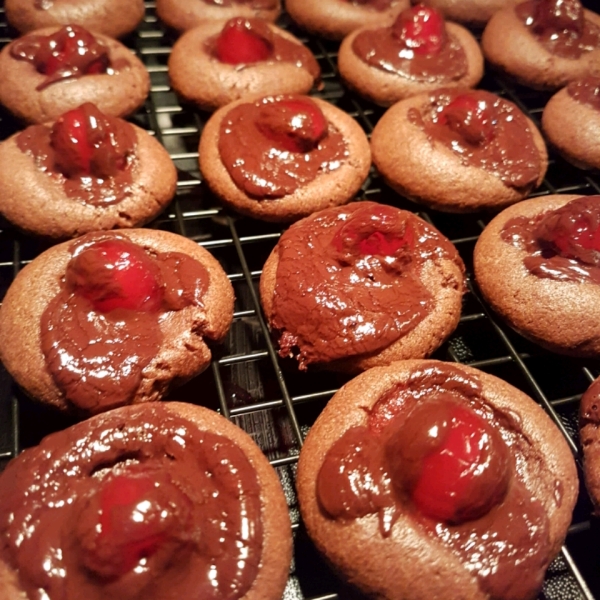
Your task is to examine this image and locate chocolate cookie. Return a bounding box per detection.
[338,5,484,106]
[5,0,145,38]
[286,0,410,41]
[0,229,234,414]
[474,194,600,356]
[420,0,522,27]
[580,376,600,514]
[0,401,292,600]
[199,94,371,222]
[0,103,177,239]
[482,0,600,90]
[296,359,578,600]
[155,0,281,32]
[370,88,548,212]
[259,202,465,372]
[542,77,600,170]
[168,18,321,113]
[0,25,150,124]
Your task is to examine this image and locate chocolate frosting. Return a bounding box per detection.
[316,363,554,600]
[568,76,600,110]
[40,233,210,412]
[410,89,541,190]
[16,103,137,206]
[218,95,346,199]
[516,0,600,59]
[352,27,467,82]
[208,18,320,81]
[0,403,263,600]
[269,202,463,368]
[10,25,128,91]
[501,195,600,284]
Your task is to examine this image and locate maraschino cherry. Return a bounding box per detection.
[386,398,511,523]
[215,18,273,65]
[255,97,328,152]
[392,5,447,55]
[50,103,132,179]
[439,93,496,145]
[78,471,189,580]
[66,238,163,313]
[532,0,584,36]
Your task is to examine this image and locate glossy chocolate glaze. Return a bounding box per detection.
[40,233,210,412]
[501,195,600,284]
[516,0,600,59]
[352,27,467,82]
[270,202,463,368]
[0,404,263,600]
[568,76,600,110]
[208,18,319,80]
[317,363,554,600]
[10,25,128,90]
[203,0,277,7]
[410,89,541,189]
[218,95,345,198]
[16,103,137,206]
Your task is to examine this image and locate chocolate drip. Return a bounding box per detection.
[0,404,263,600]
[270,202,463,368]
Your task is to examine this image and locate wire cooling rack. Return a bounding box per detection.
[1,2,600,599]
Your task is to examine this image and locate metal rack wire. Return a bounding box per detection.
[1,2,600,598]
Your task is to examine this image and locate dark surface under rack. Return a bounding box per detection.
[1,2,600,599]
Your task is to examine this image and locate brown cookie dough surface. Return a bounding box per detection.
[0,106,177,239]
[0,26,150,124]
[0,229,234,414]
[5,0,145,38]
[199,94,371,222]
[0,401,292,600]
[580,376,600,514]
[296,359,578,600]
[370,89,547,212]
[419,0,522,27]
[259,202,465,372]
[156,0,280,32]
[474,194,600,356]
[286,0,410,41]
[338,11,484,106]
[482,1,600,90]
[168,19,320,113]
[542,77,600,170]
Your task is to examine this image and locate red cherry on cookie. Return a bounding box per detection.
[215,18,273,65]
[66,238,163,313]
[392,5,446,55]
[532,0,584,35]
[256,97,328,152]
[535,197,600,266]
[387,400,510,524]
[439,93,495,145]
[51,107,94,177]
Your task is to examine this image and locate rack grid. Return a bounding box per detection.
[1,2,600,599]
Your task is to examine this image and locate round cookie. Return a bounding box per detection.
[580,376,600,514]
[0,25,150,124]
[0,229,234,414]
[286,0,410,41]
[474,194,600,357]
[419,0,522,27]
[481,0,600,90]
[0,401,292,600]
[0,103,177,239]
[370,88,548,212]
[259,201,466,372]
[338,6,484,106]
[296,359,578,600]
[155,0,281,32]
[542,77,600,170]
[5,0,145,38]
[199,94,371,222]
[168,19,320,113]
